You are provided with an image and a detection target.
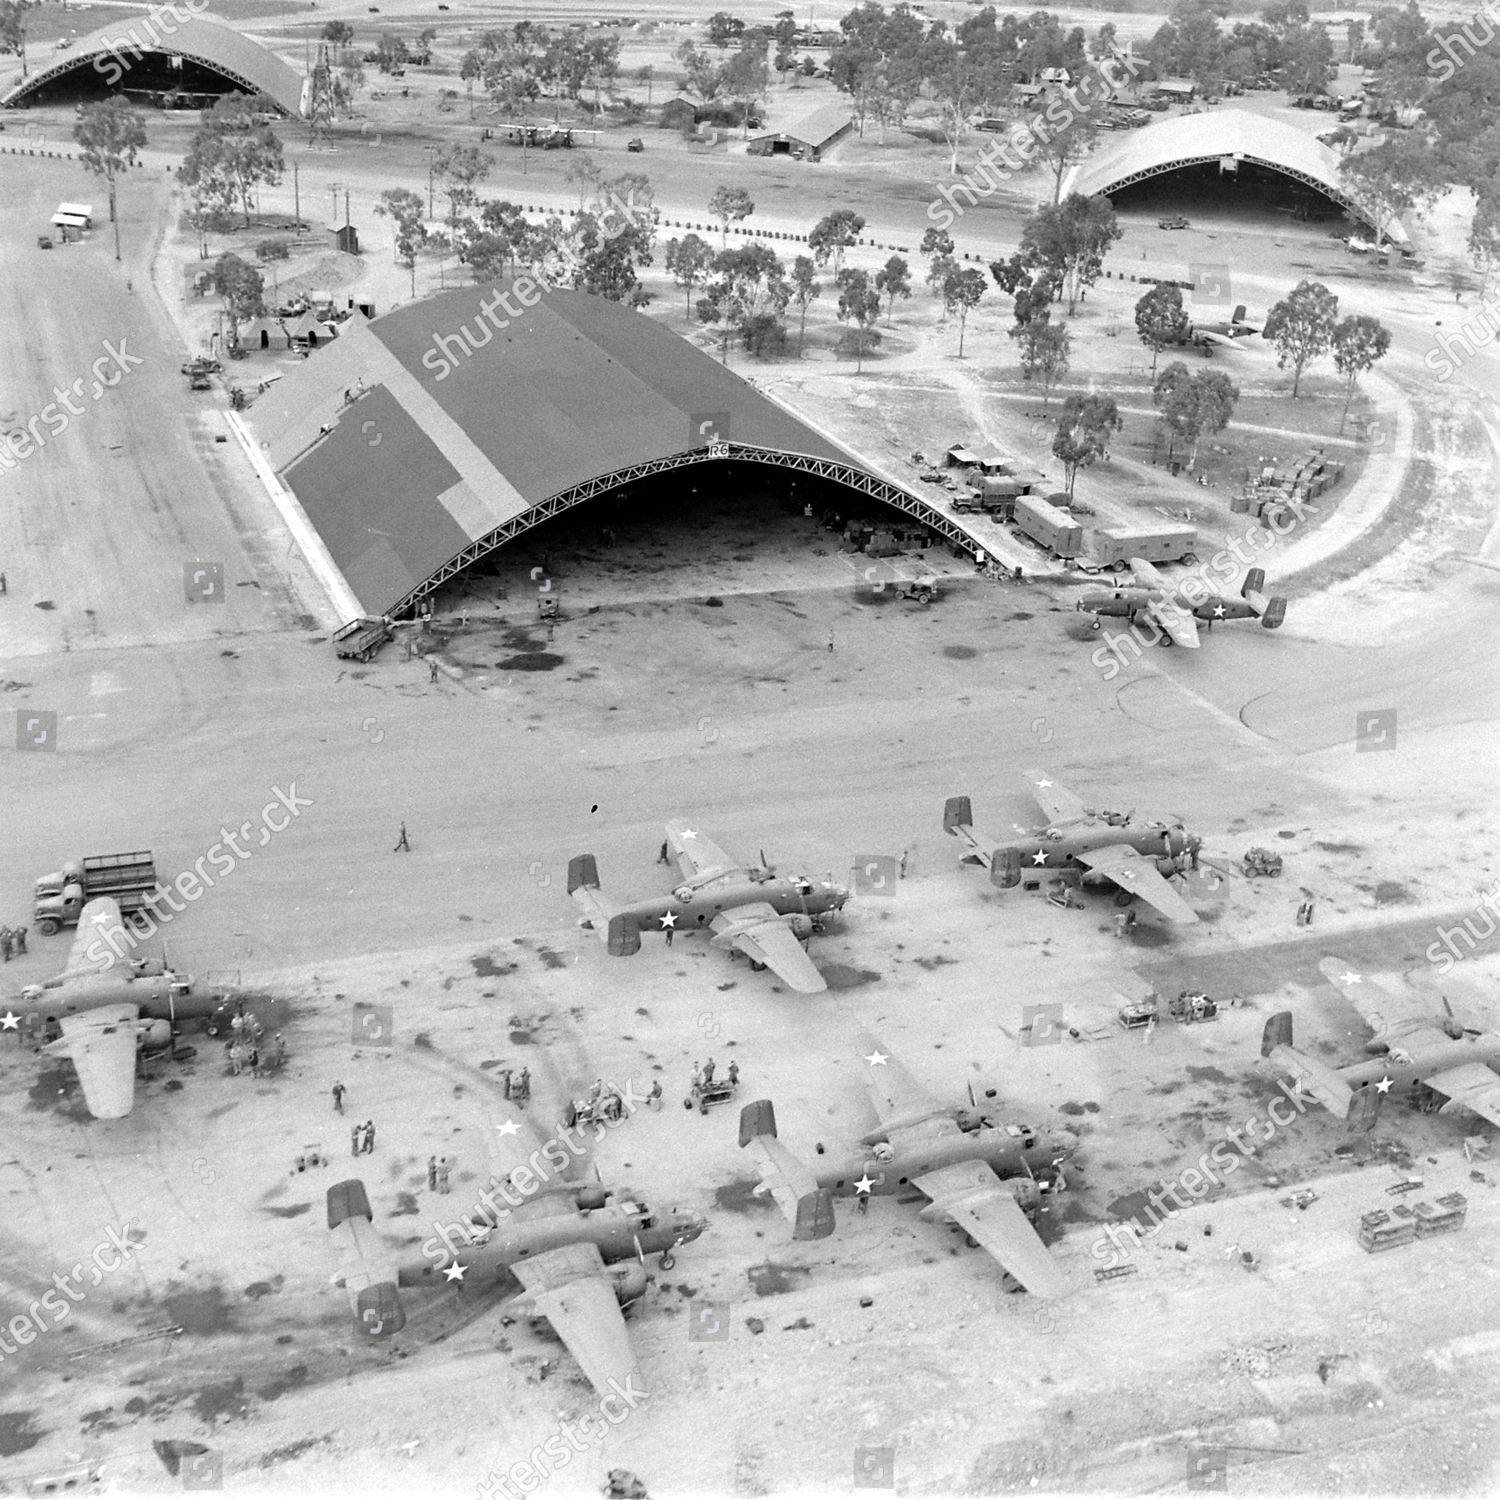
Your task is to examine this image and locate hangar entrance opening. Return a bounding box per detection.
[19,57,249,109]
[426,461,949,617]
[1111,159,1350,226]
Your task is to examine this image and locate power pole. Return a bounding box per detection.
[293,161,301,234]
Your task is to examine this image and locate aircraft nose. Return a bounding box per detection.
[1054,1130,1080,1159]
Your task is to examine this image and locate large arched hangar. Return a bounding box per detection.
[1062,109,1402,243]
[2,13,305,116]
[247,285,981,621]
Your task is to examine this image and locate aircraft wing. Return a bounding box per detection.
[665,820,740,883]
[710,903,825,993]
[62,897,128,977]
[1196,329,1238,348]
[510,1242,640,1398]
[481,1099,574,1222]
[1127,556,1173,591]
[1423,1062,1500,1129]
[327,1179,406,1336]
[44,1003,138,1119]
[1143,596,1200,647]
[856,1036,962,1149]
[1075,844,1200,923]
[1023,772,1089,830]
[912,1161,1068,1299]
[1316,959,1450,1050]
[942,796,1004,868]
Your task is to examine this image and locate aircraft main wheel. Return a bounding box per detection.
[659,1252,675,1270]
[1091,619,1101,630]
[683,1098,694,1110]
[750,960,766,972]
[1114,890,1136,907]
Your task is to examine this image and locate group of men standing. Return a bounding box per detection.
[350,1120,377,1155]
[0,925,28,961]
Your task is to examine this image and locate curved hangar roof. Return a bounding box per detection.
[1063,109,1395,239]
[2,14,304,117]
[249,285,966,619]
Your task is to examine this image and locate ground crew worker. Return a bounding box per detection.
[429,659,439,683]
[247,1045,260,1077]
[12,927,24,954]
[437,1156,451,1193]
[702,1058,715,1085]
[727,1061,739,1086]
[515,1067,530,1101]
[363,1121,376,1154]
[664,922,674,947]
[500,1068,512,1100]
[690,1061,701,1089]
[273,1033,286,1068]
[647,1079,663,1110]
[332,1081,346,1113]
[352,1123,362,1156]
[658,841,670,865]
[0,929,11,961]
[394,822,411,852]
[427,1155,438,1190]
[856,1183,871,1215]
[228,1041,243,1076]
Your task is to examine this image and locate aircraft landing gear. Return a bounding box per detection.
[658,1251,675,1271]
[1114,890,1137,908]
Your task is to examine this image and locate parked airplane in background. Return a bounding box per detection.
[328,1095,706,1395]
[3,897,231,1118]
[1196,304,1261,340]
[1076,560,1287,647]
[741,1037,1075,1297]
[569,820,849,993]
[944,772,1204,924]
[1263,957,1500,1131]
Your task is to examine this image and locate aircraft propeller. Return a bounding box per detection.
[1440,995,1481,1038]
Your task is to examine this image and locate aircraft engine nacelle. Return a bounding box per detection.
[574,1185,609,1211]
[990,847,1023,889]
[785,913,814,940]
[137,1018,172,1050]
[1008,1178,1042,1214]
[610,1261,650,1308]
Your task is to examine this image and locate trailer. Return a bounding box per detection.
[333,616,393,662]
[34,851,158,934]
[1091,525,1199,571]
[1012,495,1084,559]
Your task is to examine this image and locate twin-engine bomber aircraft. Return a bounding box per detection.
[4,896,229,1118]
[1262,957,1500,1131]
[1076,559,1287,648]
[328,1096,706,1396]
[944,772,1203,924]
[569,820,849,993]
[740,1037,1075,1298]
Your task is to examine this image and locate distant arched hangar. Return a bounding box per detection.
[1063,109,1399,242]
[2,13,305,117]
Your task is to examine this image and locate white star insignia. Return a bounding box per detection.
[1341,970,1361,984]
[443,1261,467,1282]
[1031,849,1049,866]
[679,828,698,841]
[1212,604,1226,617]
[496,1118,522,1136]
[854,1174,877,1194]
[1035,778,1052,788]
[660,910,678,929]
[0,1011,19,1031]
[864,1049,889,1068]
[1375,1075,1394,1094]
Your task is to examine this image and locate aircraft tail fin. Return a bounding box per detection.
[567,854,601,895]
[1242,568,1266,599]
[943,796,973,834]
[1260,597,1287,629]
[1262,1015,1353,1117]
[990,845,1023,889]
[327,1179,406,1337]
[738,1100,836,1240]
[606,913,641,957]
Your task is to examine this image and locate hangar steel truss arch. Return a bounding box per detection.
[385,443,982,619]
[1103,152,1368,224]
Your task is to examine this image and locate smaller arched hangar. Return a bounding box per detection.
[2,14,304,117]
[1062,109,1400,243]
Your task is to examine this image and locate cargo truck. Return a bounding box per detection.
[34,852,159,935]
[952,475,1022,518]
[1090,525,1198,571]
[1012,496,1084,559]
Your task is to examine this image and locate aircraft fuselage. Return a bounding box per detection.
[1000,824,1194,878]
[1339,1034,1500,1096]
[621,876,845,935]
[402,1207,706,1287]
[815,1127,1072,1197]
[13,974,231,1027]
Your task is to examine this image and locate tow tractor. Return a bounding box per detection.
[1242,846,1284,877]
[684,1075,738,1114]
